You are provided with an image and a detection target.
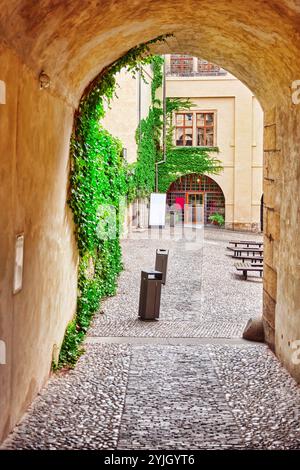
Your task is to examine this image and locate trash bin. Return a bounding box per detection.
[155,249,169,285]
[138,269,163,320]
[170,210,175,227]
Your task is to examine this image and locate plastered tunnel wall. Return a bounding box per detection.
[1,0,300,443]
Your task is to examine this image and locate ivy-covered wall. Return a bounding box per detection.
[57,46,223,369]
[158,147,222,193]
[132,56,164,198]
[135,62,223,194]
[158,94,223,193]
[56,40,170,369]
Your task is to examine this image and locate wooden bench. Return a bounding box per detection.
[232,254,264,263]
[227,246,264,257]
[228,240,263,248]
[234,261,263,280]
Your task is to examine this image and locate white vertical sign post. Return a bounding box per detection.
[149,193,167,227]
[13,234,24,294]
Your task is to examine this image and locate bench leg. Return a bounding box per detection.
[243,270,247,280]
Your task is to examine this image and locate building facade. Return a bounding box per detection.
[103,55,264,231]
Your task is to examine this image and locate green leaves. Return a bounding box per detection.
[158,147,223,193]
[208,212,225,226]
[131,57,164,199]
[57,42,170,370]
[151,56,164,100]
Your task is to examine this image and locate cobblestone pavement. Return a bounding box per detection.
[118,344,300,450]
[2,344,131,450]
[89,227,263,338]
[3,228,300,450]
[3,343,300,450]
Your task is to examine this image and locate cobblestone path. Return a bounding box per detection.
[3,228,300,450]
[90,227,263,338]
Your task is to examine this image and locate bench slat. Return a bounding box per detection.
[234,261,263,281]
[229,240,263,246]
[233,255,263,262]
[227,246,263,252]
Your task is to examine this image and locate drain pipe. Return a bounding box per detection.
[155,57,167,192]
[137,66,142,227]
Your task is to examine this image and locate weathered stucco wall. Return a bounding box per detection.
[274,103,300,381]
[1,0,300,443]
[102,65,153,164]
[0,43,78,442]
[103,69,263,231]
[166,77,263,231]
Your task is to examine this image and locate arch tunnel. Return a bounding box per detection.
[1,0,300,442]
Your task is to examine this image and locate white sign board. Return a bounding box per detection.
[13,234,24,294]
[0,80,6,104]
[149,193,166,227]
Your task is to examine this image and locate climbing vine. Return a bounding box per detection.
[159,88,223,192]
[56,43,222,369]
[133,56,165,199]
[133,56,221,198]
[55,37,171,369]
[157,147,222,192]
[134,59,223,196]
[151,55,164,102]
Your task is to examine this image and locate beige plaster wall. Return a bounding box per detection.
[167,76,264,231]
[0,44,78,442]
[102,69,263,231]
[102,66,152,164]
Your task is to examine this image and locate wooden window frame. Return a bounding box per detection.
[196,112,215,147]
[174,110,217,147]
[175,112,194,147]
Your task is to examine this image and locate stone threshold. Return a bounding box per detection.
[85,336,266,346]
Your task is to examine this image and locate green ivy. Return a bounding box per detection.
[158,146,222,192]
[56,43,221,370]
[55,39,171,370]
[135,60,223,195]
[151,56,164,102]
[131,56,164,198]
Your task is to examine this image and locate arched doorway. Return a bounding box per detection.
[167,174,225,225]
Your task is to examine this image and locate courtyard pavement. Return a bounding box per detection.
[2,227,300,450]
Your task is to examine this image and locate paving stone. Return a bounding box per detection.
[117,343,300,450]
[89,228,263,338]
[117,345,242,450]
[2,344,131,450]
[3,228,300,450]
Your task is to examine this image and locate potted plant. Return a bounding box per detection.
[208,212,225,227]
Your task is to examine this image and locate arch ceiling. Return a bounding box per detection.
[0,0,300,108]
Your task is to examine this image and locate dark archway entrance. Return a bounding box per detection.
[166,174,225,224]
[260,194,264,232]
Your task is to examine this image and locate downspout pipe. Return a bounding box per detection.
[155,57,167,192]
[137,66,142,227]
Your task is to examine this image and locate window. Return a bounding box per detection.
[167,55,226,77]
[175,111,215,147]
[170,55,193,76]
[196,112,215,146]
[197,59,221,75]
[175,113,193,146]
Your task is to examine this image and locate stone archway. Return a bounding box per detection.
[1,0,300,442]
